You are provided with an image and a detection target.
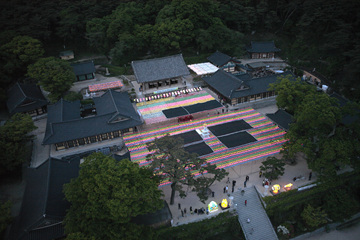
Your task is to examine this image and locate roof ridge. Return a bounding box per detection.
[132,54,183,63]
[43,158,52,216]
[108,90,120,113]
[17,82,27,99]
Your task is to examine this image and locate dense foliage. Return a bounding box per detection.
[27,57,76,102]
[63,153,163,240]
[156,211,243,240]
[259,156,285,180]
[271,75,360,180]
[0,113,36,177]
[1,0,360,103]
[146,134,228,204]
[264,172,360,236]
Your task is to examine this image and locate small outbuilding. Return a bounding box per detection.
[71,61,96,81]
[59,50,74,60]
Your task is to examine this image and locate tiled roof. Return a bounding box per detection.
[43,90,142,145]
[6,82,48,114]
[13,158,80,240]
[202,70,251,99]
[266,109,293,131]
[203,70,295,99]
[246,41,280,53]
[131,54,190,83]
[71,61,96,76]
[207,51,232,67]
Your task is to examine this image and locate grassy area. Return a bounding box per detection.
[100,64,129,77]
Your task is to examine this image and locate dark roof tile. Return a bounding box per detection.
[132,54,190,83]
[43,90,142,145]
[6,82,48,114]
[266,109,293,131]
[207,51,232,67]
[247,41,280,53]
[71,61,96,76]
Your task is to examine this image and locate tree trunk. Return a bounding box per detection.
[170,182,176,205]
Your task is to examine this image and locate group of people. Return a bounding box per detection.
[178,204,208,218]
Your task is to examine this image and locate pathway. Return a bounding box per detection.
[233,186,278,240]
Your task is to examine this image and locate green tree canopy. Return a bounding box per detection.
[0,201,12,236]
[0,35,44,82]
[259,156,285,180]
[0,113,37,176]
[269,75,316,115]
[27,57,75,102]
[301,204,328,229]
[64,153,163,240]
[146,134,228,205]
[271,75,360,179]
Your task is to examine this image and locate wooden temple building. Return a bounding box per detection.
[246,41,281,59]
[71,61,96,81]
[43,90,142,150]
[6,82,48,116]
[131,54,190,93]
[203,70,295,106]
[207,51,238,73]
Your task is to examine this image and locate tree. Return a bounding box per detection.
[269,75,316,115]
[146,134,228,205]
[324,189,359,222]
[0,113,37,177]
[27,57,75,102]
[0,201,12,236]
[64,153,163,240]
[259,156,285,180]
[301,204,328,229]
[0,35,44,82]
[63,91,83,102]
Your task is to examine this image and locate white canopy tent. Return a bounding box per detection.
[188,62,218,76]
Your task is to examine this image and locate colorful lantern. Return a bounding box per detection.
[272,184,281,194]
[208,201,218,213]
[221,199,228,208]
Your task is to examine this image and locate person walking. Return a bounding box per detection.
[223,186,226,193]
[245,200,247,206]
[244,181,247,188]
[246,175,249,182]
[184,208,187,217]
[181,209,184,217]
[259,171,262,178]
[225,185,229,193]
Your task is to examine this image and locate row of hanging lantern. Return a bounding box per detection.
[134,87,202,103]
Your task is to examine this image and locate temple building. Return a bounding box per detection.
[207,51,238,73]
[246,41,281,59]
[203,70,295,106]
[6,82,48,116]
[71,61,96,81]
[43,90,142,151]
[132,54,190,93]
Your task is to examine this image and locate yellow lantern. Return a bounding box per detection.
[272,184,281,194]
[221,198,228,208]
[284,183,293,191]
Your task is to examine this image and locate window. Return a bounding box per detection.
[101,134,109,140]
[56,142,66,150]
[78,138,85,145]
[78,75,86,81]
[113,131,120,138]
[67,140,75,148]
[86,73,94,80]
[90,136,97,143]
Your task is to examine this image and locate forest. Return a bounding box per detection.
[1,0,360,104]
